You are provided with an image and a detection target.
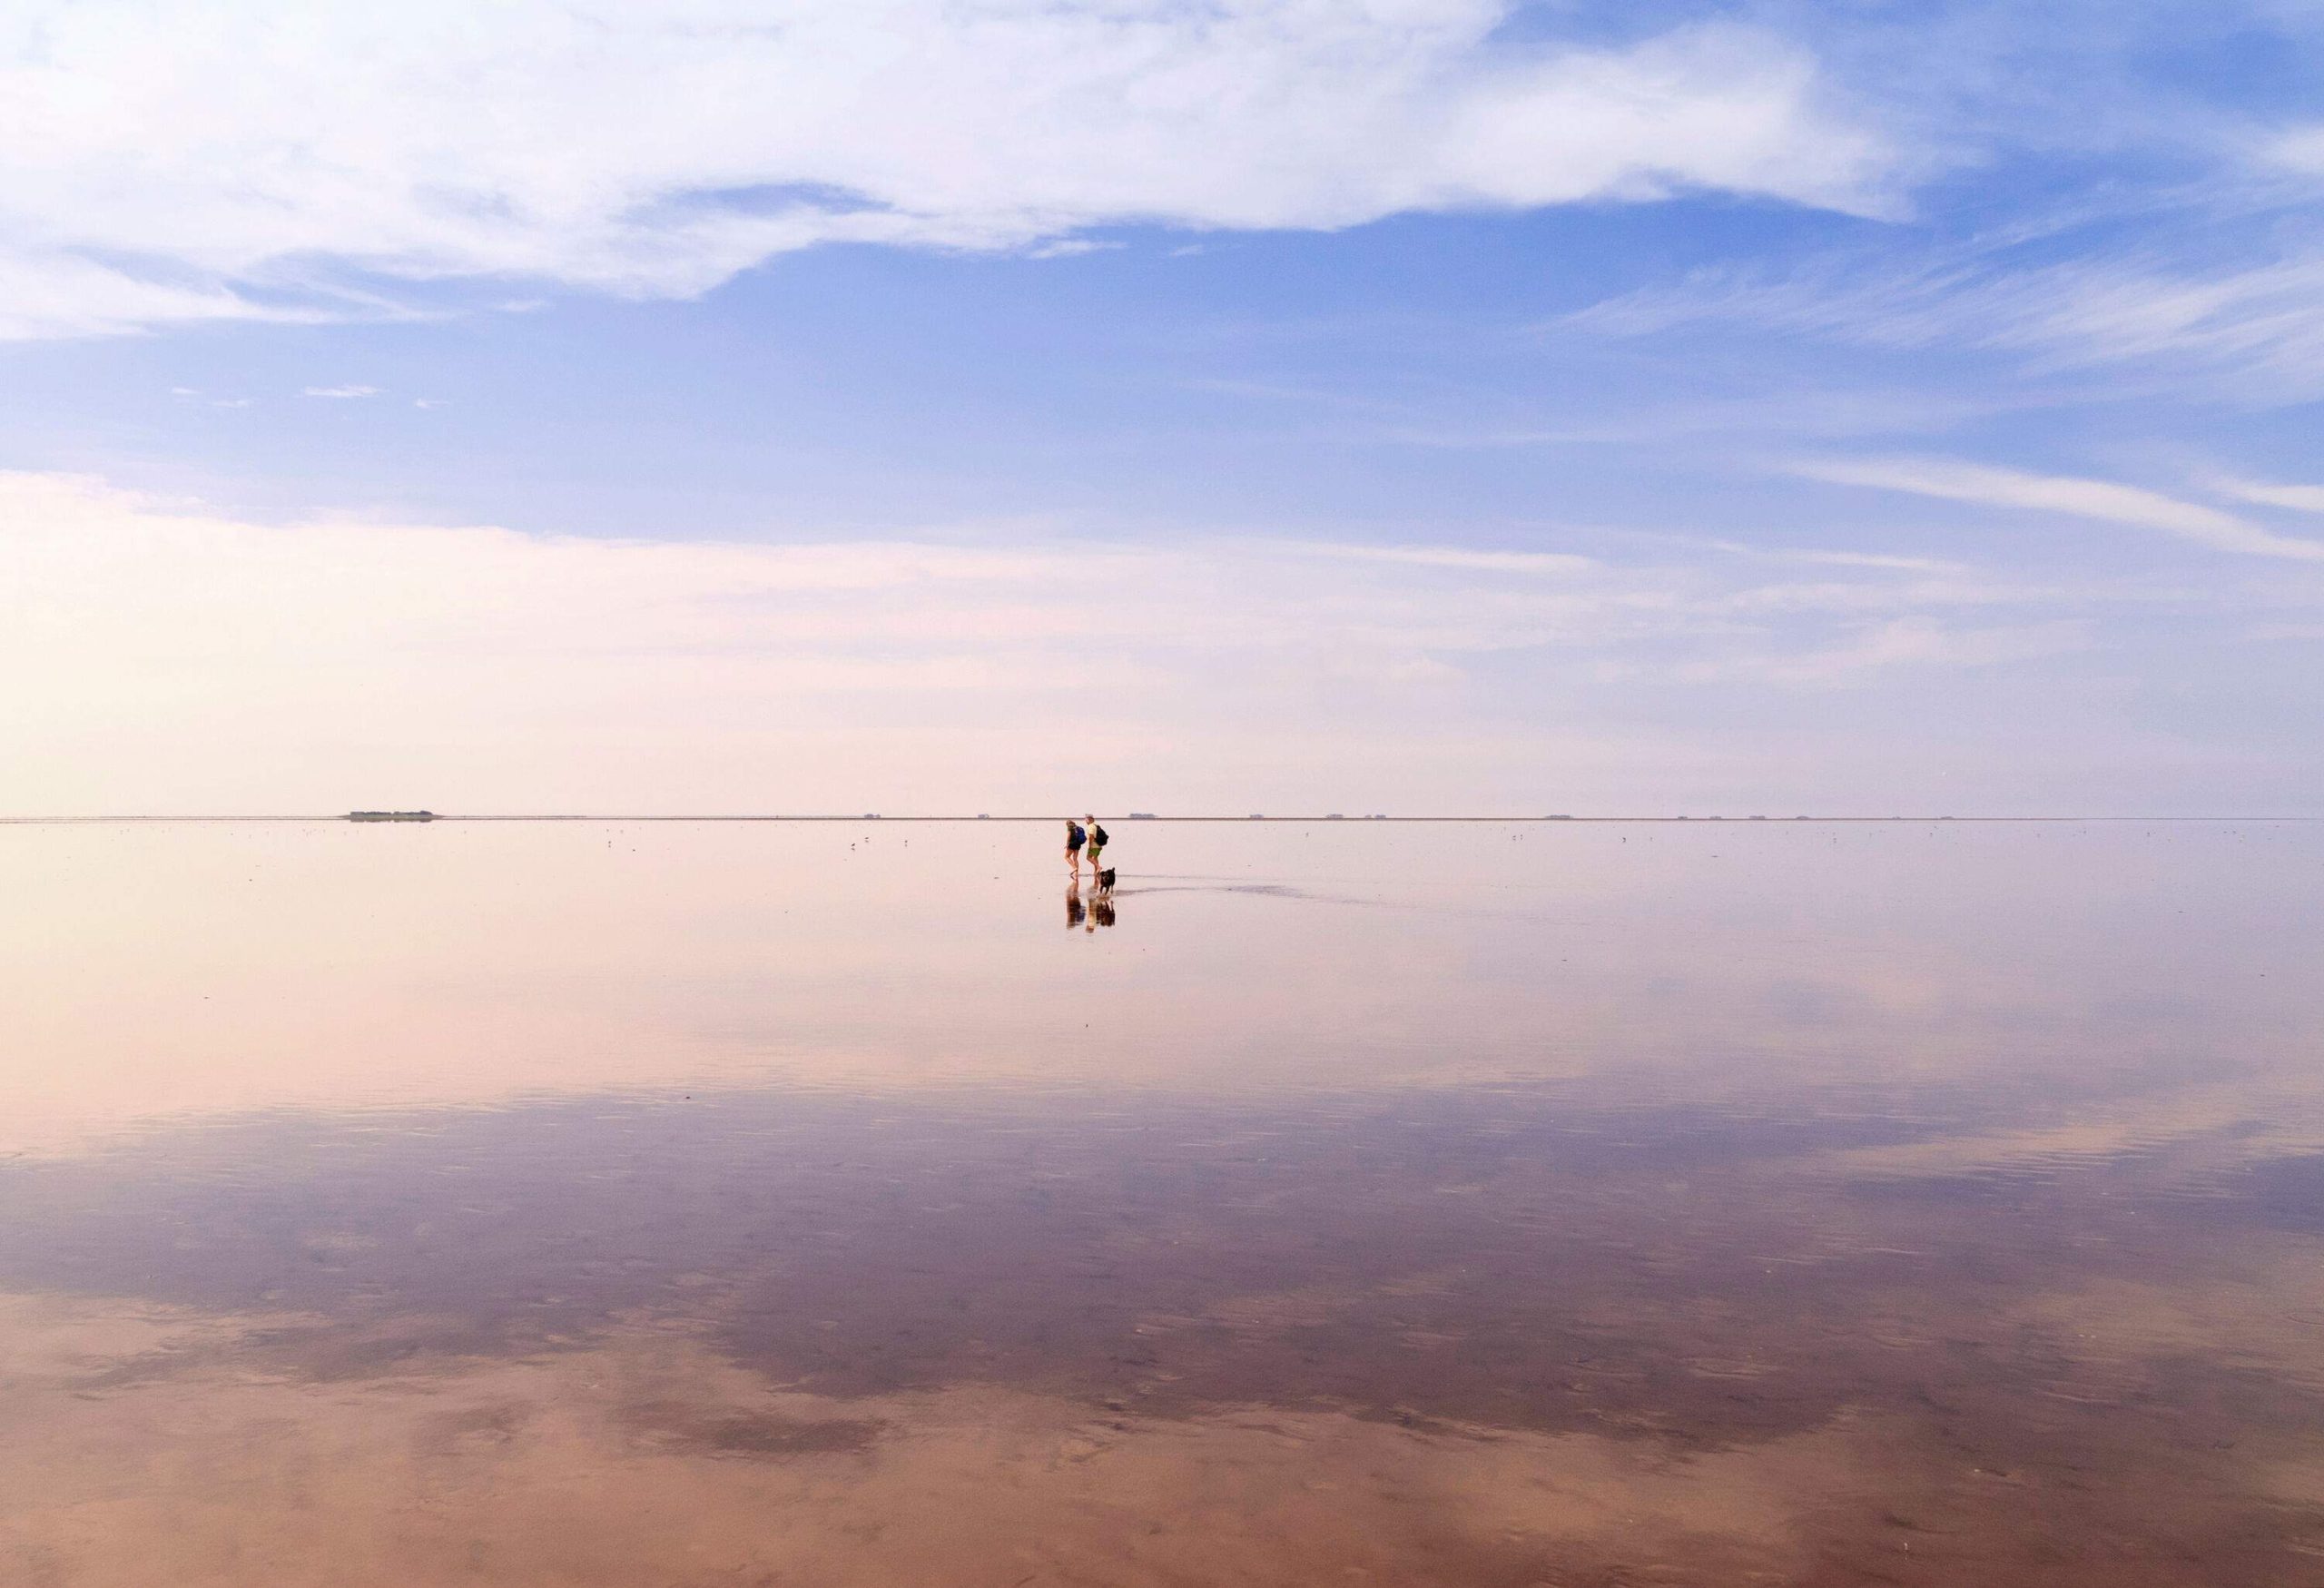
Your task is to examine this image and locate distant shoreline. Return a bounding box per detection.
[1,814,2314,826]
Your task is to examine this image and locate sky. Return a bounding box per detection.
[3,0,2321,816]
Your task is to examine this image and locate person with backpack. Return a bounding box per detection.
[1084,814,1108,873]
[1064,816,1086,878]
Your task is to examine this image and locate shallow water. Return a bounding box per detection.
[3,820,2320,1584]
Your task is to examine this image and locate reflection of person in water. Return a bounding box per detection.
[1066,878,1116,932]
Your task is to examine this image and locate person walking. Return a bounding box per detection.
[1083,814,1108,875]
[1065,816,1086,878]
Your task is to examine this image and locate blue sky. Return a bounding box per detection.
[3,1,2320,814]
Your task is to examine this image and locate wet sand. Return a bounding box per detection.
[3,821,2320,1583]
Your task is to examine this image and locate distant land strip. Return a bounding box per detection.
[1,814,2315,825]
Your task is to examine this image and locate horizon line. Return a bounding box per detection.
[2,814,2317,826]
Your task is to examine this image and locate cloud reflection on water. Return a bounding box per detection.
[2,822,2321,1583]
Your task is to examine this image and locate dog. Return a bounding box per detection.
[1095,866,1117,896]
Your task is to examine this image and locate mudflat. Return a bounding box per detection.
[3,820,2320,1584]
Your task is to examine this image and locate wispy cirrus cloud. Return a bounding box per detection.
[1570,248,2324,394]
[2,469,2206,814]
[1679,616,2092,686]
[0,4,1890,341]
[301,384,380,399]
[2267,124,2324,174]
[1787,457,2324,561]
[1300,543,1596,577]
[2216,478,2324,516]
[1727,545,1966,574]
[0,247,330,341]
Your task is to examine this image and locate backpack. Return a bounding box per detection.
[1091,824,1108,846]
[1068,823,1085,846]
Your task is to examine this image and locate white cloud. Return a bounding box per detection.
[301,384,381,399]
[0,472,1512,810]
[1570,249,2324,394]
[0,247,325,340]
[1302,543,1596,576]
[1681,616,2091,686]
[2217,478,2324,516]
[2,468,2260,814]
[1980,256,2324,382]
[2267,123,2324,174]
[1788,457,2324,561]
[1022,239,1123,261]
[1747,547,1966,574]
[0,4,1890,340]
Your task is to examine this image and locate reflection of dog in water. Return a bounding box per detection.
[1067,871,1118,932]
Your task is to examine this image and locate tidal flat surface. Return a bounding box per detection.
[2,819,2321,1585]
